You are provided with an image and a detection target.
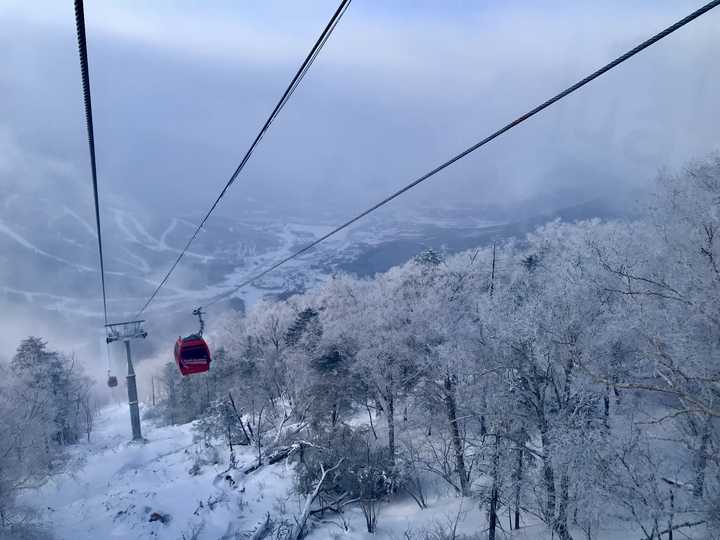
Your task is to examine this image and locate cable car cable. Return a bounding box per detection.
[74,0,109,328]
[135,0,352,318]
[201,0,720,309]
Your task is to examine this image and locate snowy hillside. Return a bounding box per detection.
[4,0,720,537]
[17,405,295,540]
[4,162,720,540]
[10,406,633,540]
[16,405,491,540]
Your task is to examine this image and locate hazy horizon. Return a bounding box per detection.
[1,1,719,372]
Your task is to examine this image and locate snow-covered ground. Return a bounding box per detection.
[17,406,657,540]
[17,406,489,540]
[19,405,292,540]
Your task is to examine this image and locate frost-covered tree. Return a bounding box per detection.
[346,272,425,463]
[593,158,720,518]
[1,337,94,530]
[148,158,720,539]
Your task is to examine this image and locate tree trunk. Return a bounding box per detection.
[228,393,251,444]
[668,489,674,540]
[444,374,469,495]
[331,402,338,428]
[603,385,611,428]
[289,459,343,540]
[255,407,264,467]
[387,392,395,464]
[553,472,572,540]
[488,486,498,540]
[541,428,556,521]
[488,435,500,540]
[514,443,524,530]
[366,401,378,440]
[694,416,711,498]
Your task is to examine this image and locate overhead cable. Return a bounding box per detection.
[136,0,352,316]
[202,0,720,308]
[74,0,109,327]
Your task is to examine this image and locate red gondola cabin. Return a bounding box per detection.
[174,334,211,376]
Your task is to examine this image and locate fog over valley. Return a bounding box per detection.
[1,2,720,539]
[2,0,718,370]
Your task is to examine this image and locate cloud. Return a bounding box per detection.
[2,1,719,219]
[1,0,720,368]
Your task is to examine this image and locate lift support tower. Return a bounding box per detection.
[106,320,147,441]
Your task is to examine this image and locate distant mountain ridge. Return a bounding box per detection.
[0,195,629,315]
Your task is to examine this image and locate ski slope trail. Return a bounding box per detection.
[20,405,293,540]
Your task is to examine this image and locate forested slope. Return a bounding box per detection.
[155,158,720,539]
[3,158,720,539]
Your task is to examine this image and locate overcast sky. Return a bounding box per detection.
[1,0,719,221]
[1,1,720,370]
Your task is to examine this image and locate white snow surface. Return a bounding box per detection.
[20,405,291,540]
[18,406,661,540]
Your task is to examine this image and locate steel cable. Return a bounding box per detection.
[74,0,109,327]
[202,0,720,309]
[136,0,352,317]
